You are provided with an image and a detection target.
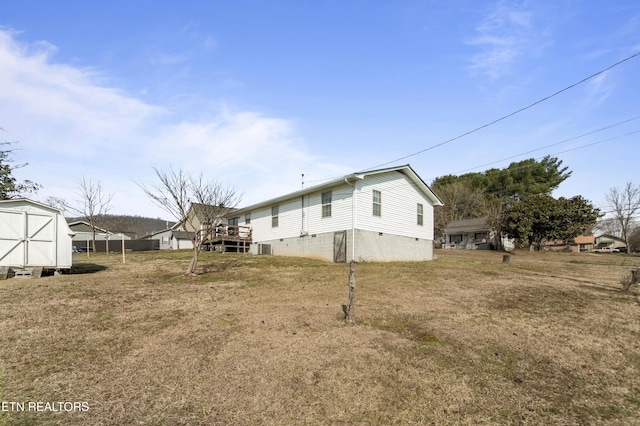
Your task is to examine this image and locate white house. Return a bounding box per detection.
[0,199,74,271]
[442,217,514,251]
[145,228,195,250]
[227,165,443,262]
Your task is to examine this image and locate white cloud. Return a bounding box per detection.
[467,1,549,80]
[0,29,348,217]
[0,30,162,155]
[150,53,189,65]
[153,108,350,205]
[584,71,614,107]
[202,35,218,50]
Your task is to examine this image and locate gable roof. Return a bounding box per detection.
[172,231,196,240]
[182,203,238,225]
[0,198,63,215]
[574,235,595,245]
[67,220,111,234]
[229,164,443,216]
[596,234,626,244]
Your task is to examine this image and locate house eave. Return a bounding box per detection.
[228,164,443,217]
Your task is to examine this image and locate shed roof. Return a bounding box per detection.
[0,198,63,215]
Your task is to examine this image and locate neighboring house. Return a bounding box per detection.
[575,235,596,252]
[68,220,131,251]
[178,203,238,233]
[442,217,514,251]
[225,165,443,262]
[595,235,626,252]
[0,198,74,272]
[144,228,195,250]
[543,235,596,252]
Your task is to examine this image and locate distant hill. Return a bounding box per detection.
[67,215,176,239]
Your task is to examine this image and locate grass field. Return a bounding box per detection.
[1,249,639,425]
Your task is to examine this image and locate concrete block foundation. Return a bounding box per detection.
[251,229,434,262]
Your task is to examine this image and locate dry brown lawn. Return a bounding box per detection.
[1,249,639,425]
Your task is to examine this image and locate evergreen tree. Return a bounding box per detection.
[431,156,573,246]
[503,194,600,251]
[0,142,41,200]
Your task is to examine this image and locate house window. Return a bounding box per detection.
[474,232,488,241]
[228,217,239,226]
[245,212,251,225]
[417,203,424,226]
[271,206,279,227]
[450,234,463,244]
[373,190,381,217]
[321,191,332,218]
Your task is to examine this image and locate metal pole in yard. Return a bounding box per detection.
[122,233,126,264]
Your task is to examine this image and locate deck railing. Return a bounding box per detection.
[198,224,252,244]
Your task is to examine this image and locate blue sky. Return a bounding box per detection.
[1,1,639,220]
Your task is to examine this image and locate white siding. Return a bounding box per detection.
[237,168,437,259]
[0,199,74,269]
[305,183,353,235]
[241,183,355,242]
[355,171,434,240]
[247,197,302,242]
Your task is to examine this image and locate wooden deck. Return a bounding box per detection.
[198,225,252,253]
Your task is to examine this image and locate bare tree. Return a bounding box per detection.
[483,197,506,250]
[605,182,640,253]
[138,166,241,276]
[593,217,622,238]
[432,180,485,240]
[49,177,114,253]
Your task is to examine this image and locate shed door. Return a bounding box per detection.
[333,231,347,263]
[0,209,26,266]
[26,212,55,266]
[0,209,56,267]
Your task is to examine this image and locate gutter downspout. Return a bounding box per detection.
[301,194,305,257]
[345,177,357,262]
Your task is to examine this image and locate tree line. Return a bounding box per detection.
[431,155,638,252]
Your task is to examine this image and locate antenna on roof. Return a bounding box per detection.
[301,173,305,189]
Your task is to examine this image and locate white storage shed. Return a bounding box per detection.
[0,199,75,270]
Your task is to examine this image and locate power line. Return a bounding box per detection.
[298,125,638,204]
[556,129,639,153]
[367,51,640,170]
[304,52,640,187]
[451,116,640,175]
[424,127,639,184]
